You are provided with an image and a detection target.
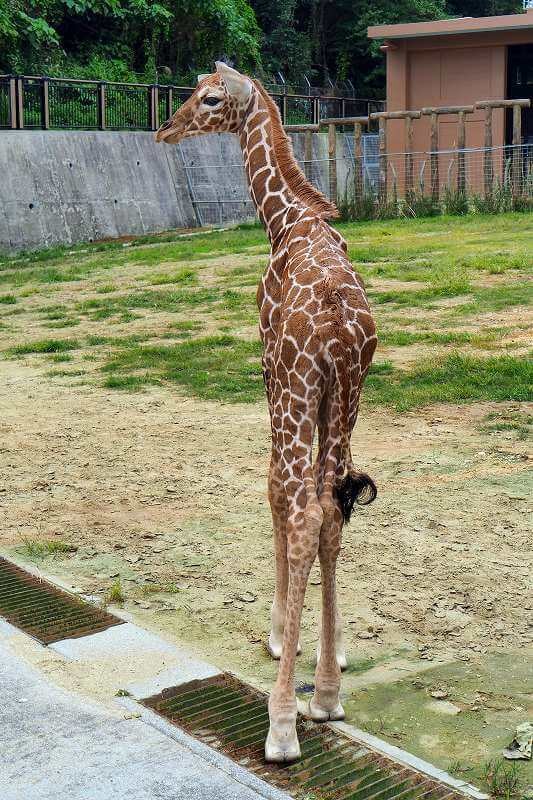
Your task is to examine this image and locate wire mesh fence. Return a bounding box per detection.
[0,75,383,131]
[339,143,533,218]
[177,136,533,226]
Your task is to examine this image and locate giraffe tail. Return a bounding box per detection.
[336,470,377,524]
[328,342,377,523]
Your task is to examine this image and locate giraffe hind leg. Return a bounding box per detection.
[309,492,346,721]
[267,454,302,660]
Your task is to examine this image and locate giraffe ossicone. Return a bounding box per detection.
[156,64,377,763]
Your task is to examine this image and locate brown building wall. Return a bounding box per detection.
[385,29,533,157]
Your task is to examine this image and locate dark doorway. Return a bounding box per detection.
[506,44,533,144]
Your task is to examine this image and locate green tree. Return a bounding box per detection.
[0,0,262,80]
[446,1,523,15]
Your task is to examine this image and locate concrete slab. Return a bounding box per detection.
[50,622,222,697]
[0,637,288,800]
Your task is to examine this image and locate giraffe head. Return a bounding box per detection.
[155,62,252,144]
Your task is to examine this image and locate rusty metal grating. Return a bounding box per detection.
[0,557,124,644]
[143,674,466,800]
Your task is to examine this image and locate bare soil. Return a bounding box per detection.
[1,360,530,680]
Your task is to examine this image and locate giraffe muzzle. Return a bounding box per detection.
[155,117,183,143]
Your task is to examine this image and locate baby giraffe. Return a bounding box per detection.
[156,62,377,763]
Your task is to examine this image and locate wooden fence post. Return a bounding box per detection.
[328,122,337,203]
[369,112,388,204]
[405,115,414,196]
[16,77,24,129]
[284,123,320,181]
[351,116,370,201]
[512,102,522,197]
[98,82,106,130]
[41,77,50,130]
[378,115,387,204]
[304,128,313,180]
[422,108,439,203]
[9,77,17,129]
[354,121,363,200]
[511,100,531,197]
[483,104,493,197]
[400,111,422,196]
[149,85,159,131]
[475,99,530,199]
[457,110,466,194]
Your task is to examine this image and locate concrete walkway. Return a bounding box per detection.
[0,624,287,800]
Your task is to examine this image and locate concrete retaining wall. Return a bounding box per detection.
[0,130,355,252]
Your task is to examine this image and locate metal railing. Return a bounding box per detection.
[0,74,384,131]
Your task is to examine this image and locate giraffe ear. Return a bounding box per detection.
[215,62,252,103]
[197,74,210,83]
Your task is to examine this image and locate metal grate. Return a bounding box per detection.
[0,557,124,644]
[143,674,465,800]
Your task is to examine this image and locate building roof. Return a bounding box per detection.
[368,9,533,40]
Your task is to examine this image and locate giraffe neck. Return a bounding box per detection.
[239,90,298,246]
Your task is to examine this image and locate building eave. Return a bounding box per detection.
[368,11,533,41]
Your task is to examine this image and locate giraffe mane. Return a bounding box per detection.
[251,80,339,220]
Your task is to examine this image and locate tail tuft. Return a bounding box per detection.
[335,471,377,524]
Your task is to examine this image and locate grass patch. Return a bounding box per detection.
[365,352,533,411]
[482,759,524,799]
[460,250,532,274]
[449,283,533,316]
[85,333,149,347]
[96,284,118,293]
[478,411,532,441]
[76,287,254,320]
[17,539,77,559]
[141,267,198,286]
[8,338,80,355]
[77,288,220,318]
[168,320,199,331]
[0,294,17,304]
[379,330,475,347]
[103,374,158,391]
[370,360,394,374]
[106,577,125,605]
[44,317,81,329]
[369,281,532,315]
[46,368,86,377]
[102,334,264,403]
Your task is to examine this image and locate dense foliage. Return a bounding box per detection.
[0,0,524,95]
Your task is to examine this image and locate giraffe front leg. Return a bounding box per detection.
[266,498,322,762]
[310,499,345,721]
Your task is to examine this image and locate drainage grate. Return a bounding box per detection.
[143,674,465,800]
[0,557,124,644]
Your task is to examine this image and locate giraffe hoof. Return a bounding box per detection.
[308,696,345,722]
[265,729,301,763]
[267,635,301,660]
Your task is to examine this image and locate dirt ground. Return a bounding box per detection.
[1,215,532,785]
[1,355,531,781]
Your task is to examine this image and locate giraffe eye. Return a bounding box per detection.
[204,96,221,107]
